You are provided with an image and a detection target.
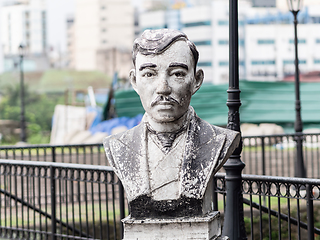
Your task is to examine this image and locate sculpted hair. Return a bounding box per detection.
[132,29,199,72]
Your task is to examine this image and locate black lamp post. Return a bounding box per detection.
[19,44,27,143]
[287,0,306,178]
[222,0,247,239]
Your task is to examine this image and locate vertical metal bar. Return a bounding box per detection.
[98,173,103,240]
[9,165,12,239]
[90,146,94,165]
[52,147,56,163]
[268,195,272,239]
[0,165,3,238]
[259,194,263,240]
[4,166,7,238]
[249,194,253,240]
[33,167,36,238]
[14,166,18,237]
[307,184,315,240]
[297,198,301,240]
[105,172,110,240]
[65,170,69,239]
[119,181,125,239]
[50,166,56,240]
[268,137,272,176]
[78,171,82,237]
[287,197,291,240]
[91,172,95,238]
[84,172,89,237]
[111,173,117,240]
[59,169,63,238]
[278,193,282,240]
[38,167,42,240]
[44,167,48,240]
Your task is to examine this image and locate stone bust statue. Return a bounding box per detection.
[103,29,240,219]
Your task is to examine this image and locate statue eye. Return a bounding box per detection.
[144,72,154,78]
[174,72,185,78]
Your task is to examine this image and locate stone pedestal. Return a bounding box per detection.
[122,211,221,240]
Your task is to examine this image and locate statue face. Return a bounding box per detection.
[130,40,203,123]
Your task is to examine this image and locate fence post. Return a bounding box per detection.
[119,181,125,239]
[306,184,314,240]
[50,165,57,240]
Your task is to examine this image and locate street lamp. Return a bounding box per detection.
[18,44,27,142]
[287,0,306,178]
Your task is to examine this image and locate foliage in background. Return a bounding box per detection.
[0,84,64,144]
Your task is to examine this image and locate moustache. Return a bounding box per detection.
[151,95,180,107]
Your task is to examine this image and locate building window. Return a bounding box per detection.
[251,60,275,65]
[218,40,228,45]
[102,40,107,44]
[283,60,306,64]
[101,6,106,9]
[193,40,211,46]
[316,39,320,44]
[289,39,306,44]
[257,39,275,44]
[101,17,106,21]
[314,59,320,64]
[219,61,229,66]
[101,28,106,32]
[183,21,211,28]
[239,39,245,46]
[198,62,212,67]
[218,20,228,26]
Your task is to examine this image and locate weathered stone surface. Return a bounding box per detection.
[122,211,221,240]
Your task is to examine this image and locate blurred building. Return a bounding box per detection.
[72,0,134,78]
[139,0,320,84]
[1,0,49,72]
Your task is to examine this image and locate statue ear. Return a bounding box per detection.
[192,69,204,95]
[129,69,139,95]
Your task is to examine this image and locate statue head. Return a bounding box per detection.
[129,29,204,126]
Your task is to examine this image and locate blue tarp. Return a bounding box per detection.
[90,114,143,135]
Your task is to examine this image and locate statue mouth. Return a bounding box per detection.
[151,95,179,107]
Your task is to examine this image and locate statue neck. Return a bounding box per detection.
[143,107,192,133]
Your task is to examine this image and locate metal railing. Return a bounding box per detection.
[0,143,106,165]
[1,132,319,178]
[214,173,320,240]
[242,133,320,178]
[0,159,125,240]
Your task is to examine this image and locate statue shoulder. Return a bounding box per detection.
[211,125,240,141]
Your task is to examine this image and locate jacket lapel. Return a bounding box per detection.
[108,123,150,201]
[180,115,226,199]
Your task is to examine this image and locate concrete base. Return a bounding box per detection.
[122,211,221,240]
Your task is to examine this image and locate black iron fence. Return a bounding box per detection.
[242,133,320,178]
[0,143,106,165]
[1,133,319,178]
[2,158,320,240]
[0,159,125,240]
[214,173,320,240]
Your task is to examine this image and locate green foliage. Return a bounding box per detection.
[0,84,63,144]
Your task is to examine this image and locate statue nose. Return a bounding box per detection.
[156,79,171,95]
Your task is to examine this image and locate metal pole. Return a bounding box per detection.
[222,0,247,239]
[19,54,27,142]
[292,10,306,178]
